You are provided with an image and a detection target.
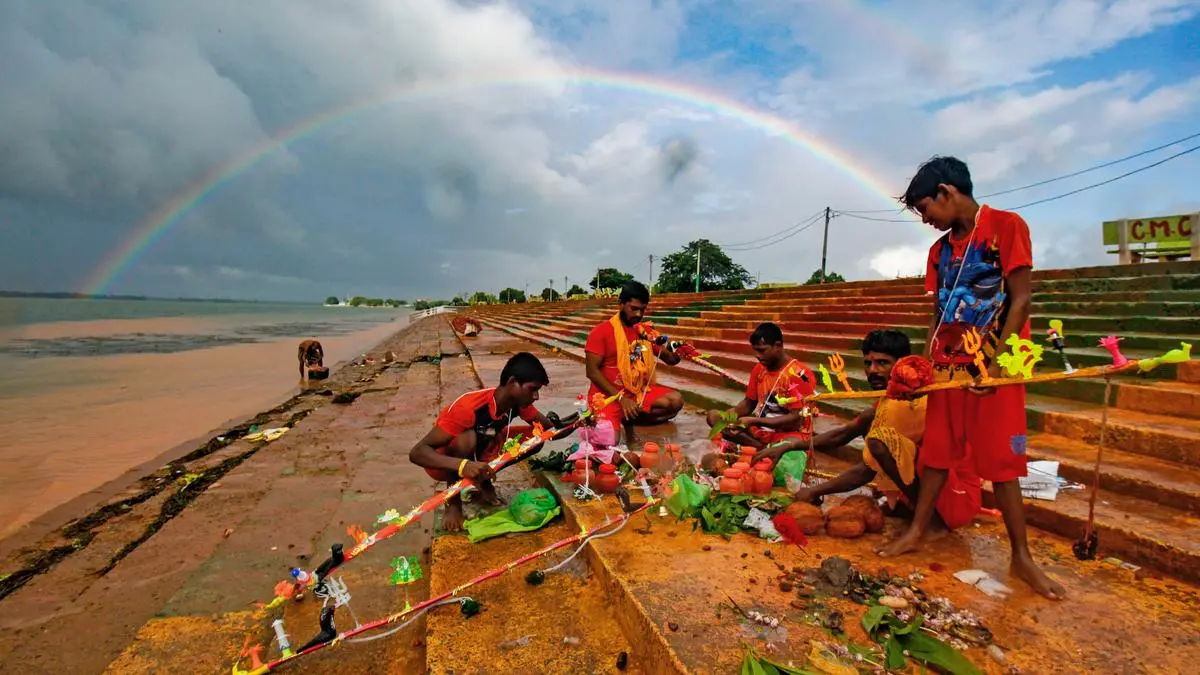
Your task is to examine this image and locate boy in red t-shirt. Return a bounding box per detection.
[410,352,560,531]
[584,281,684,443]
[879,156,1065,600]
[706,321,816,449]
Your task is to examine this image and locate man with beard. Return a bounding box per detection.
[758,329,981,531]
[584,281,684,443]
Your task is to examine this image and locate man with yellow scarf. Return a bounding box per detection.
[584,281,684,443]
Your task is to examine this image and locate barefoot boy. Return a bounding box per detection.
[410,352,561,531]
[706,322,816,449]
[877,156,1064,600]
[766,329,981,530]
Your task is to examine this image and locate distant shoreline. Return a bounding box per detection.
[0,291,309,304]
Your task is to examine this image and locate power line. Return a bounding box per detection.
[832,130,1200,213]
[716,209,824,249]
[833,139,1200,220]
[980,130,1200,198]
[725,216,825,251]
[1004,143,1200,210]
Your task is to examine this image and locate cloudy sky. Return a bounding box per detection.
[2,0,1198,302]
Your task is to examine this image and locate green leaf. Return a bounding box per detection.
[893,615,924,636]
[885,637,908,670]
[861,605,890,635]
[700,507,716,530]
[898,632,983,675]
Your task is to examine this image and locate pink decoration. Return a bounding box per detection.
[1099,336,1129,367]
[567,419,619,464]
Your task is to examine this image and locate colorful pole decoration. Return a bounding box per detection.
[266,393,620,607]
[637,322,747,387]
[801,340,1193,402]
[235,499,659,674]
[826,354,853,392]
[389,556,423,612]
[1045,319,1075,374]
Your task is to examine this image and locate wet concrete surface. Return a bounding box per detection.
[464,329,1200,675]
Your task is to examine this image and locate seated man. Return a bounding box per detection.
[758,329,981,530]
[584,281,684,443]
[410,352,564,531]
[706,322,816,449]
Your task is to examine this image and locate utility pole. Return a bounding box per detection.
[563,275,568,296]
[694,244,701,293]
[648,254,654,286]
[595,267,600,295]
[820,206,832,284]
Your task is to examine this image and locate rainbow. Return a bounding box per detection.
[83,67,920,296]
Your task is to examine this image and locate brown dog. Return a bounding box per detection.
[298,338,324,379]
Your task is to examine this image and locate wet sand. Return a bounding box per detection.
[0,315,407,541]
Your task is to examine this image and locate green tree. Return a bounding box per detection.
[470,291,495,304]
[656,239,753,293]
[325,296,340,305]
[567,284,586,296]
[498,288,526,303]
[451,296,467,306]
[364,297,384,307]
[588,268,635,290]
[540,287,561,301]
[804,269,846,285]
[349,295,366,307]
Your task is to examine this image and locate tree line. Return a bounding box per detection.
[326,239,845,306]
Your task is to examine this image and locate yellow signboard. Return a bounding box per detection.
[1102,214,1194,246]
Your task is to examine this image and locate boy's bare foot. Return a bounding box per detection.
[876,529,922,557]
[1011,552,1066,600]
[476,480,504,506]
[443,497,466,532]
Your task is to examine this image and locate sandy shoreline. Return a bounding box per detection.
[0,315,409,541]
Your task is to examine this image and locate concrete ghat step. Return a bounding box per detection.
[481,319,1200,580]
[425,494,633,674]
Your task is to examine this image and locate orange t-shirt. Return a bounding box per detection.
[584,320,660,397]
[434,388,539,445]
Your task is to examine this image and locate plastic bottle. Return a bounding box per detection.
[640,442,660,471]
[596,463,621,493]
[739,446,757,466]
[752,459,775,494]
[574,393,588,417]
[571,459,591,485]
[720,467,745,494]
[732,461,752,492]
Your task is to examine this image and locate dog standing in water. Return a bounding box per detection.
[298,338,324,380]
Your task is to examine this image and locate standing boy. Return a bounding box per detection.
[877,156,1063,600]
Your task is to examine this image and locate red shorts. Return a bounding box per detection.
[424,425,532,482]
[595,384,677,426]
[923,384,1028,483]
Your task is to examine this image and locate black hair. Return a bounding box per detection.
[749,322,784,346]
[900,156,973,209]
[619,280,651,304]
[499,352,549,386]
[861,329,911,359]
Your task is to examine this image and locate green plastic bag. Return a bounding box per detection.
[464,488,560,544]
[509,488,558,526]
[665,474,711,519]
[774,450,808,487]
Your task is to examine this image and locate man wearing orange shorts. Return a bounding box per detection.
[779,329,982,530]
[879,156,1064,601]
[410,352,561,531]
[706,322,816,450]
[584,281,684,443]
